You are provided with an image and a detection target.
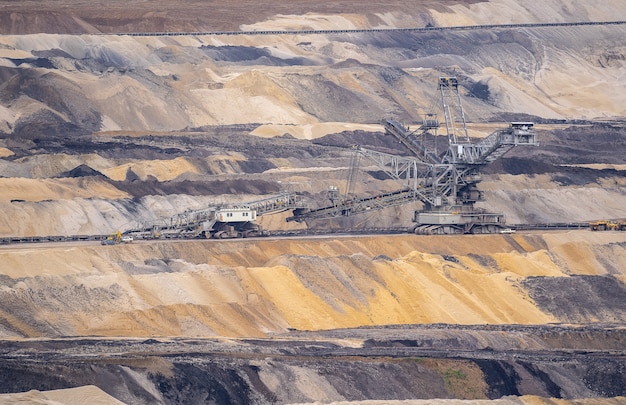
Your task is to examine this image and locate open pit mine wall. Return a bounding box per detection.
[1,233,626,338]
[0,22,624,139]
[0,338,625,403]
[1,232,626,402]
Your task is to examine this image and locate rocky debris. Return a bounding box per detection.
[523,275,626,323]
[503,124,626,166]
[0,324,625,403]
[109,178,282,198]
[58,164,106,178]
[312,129,409,155]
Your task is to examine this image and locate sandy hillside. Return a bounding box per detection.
[0,231,625,402]
[0,231,624,338]
[0,1,625,403]
[0,1,624,142]
[0,385,125,405]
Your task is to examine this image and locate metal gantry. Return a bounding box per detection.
[126,191,303,239]
[288,77,539,234]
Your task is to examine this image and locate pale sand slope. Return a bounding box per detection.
[0,150,263,181]
[0,153,113,179]
[479,174,626,224]
[0,178,129,202]
[0,385,125,404]
[0,147,13,158]
[100,153,254,181]
[1,169,625,237]
[0,2,624,138]
[101,156,200,181]
[250,123,382,139]
[240,0,626,30]
[0,231,624,339]
[0,194,243,237]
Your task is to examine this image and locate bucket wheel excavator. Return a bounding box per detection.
[287,77,538,234]
[124,192,302,239]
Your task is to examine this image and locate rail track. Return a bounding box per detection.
[114,20,626,37]
[0,222,594,246]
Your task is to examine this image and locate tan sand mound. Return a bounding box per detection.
[0,231,624,338]
[102,157,200,182]
[0,177,128,202]
[0,385,125,405]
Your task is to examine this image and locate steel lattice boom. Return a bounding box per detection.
[287,77,538,234]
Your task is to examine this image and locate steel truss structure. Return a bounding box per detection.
[288,77,538,234]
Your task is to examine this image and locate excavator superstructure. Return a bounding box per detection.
[288,77,538,234]
[125,191,301,239]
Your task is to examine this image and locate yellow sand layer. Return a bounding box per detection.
[0,231,624,338]
[102,157,199,181]
[0,177,129,202]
